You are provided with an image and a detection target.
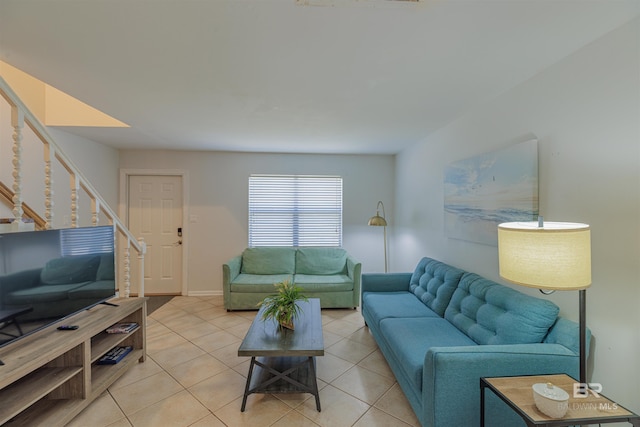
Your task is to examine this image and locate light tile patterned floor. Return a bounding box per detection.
[68,295,420,427]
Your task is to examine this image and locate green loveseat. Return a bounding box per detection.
[223,247,361,310]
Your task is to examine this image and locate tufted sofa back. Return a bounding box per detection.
[409,258,464,317]
[407,258,563,346]
[444,273,560,345]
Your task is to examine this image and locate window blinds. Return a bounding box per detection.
[60,226,115,256]
[249,175,343,247]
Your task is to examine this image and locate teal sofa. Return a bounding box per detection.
[362,257,587,427]
[223,247,361,310]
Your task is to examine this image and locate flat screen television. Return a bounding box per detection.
[0,225,116,348]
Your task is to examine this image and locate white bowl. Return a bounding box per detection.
[532,382,569,419]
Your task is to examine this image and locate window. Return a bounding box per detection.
[249,175,343,247]
[60,226,115,256]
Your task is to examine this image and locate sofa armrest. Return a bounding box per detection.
[361,272,412,293]
[422,344,579,427]
[346,256,362,306]
[222,255,242,309]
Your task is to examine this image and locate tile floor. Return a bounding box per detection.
[68,295,420,427]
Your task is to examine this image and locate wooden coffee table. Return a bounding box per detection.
[238,298,324,412]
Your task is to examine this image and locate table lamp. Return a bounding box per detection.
[368,200,388,273]
[498,218,591,384]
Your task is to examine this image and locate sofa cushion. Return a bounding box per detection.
[241,247,296,275]
[444,273,559,345]
[363,291,441,327]
[40,255,102,285]
[294,274,353,292]
[409,257,465,317]
[230,274,293,292]
[295,247,347,275]
[380,317,477,392]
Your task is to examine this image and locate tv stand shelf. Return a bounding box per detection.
[0,297,146,426]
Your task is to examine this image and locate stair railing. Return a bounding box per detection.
[0,76,146,297]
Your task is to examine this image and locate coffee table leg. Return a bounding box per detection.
[241,356,322,412]
[241,357,257,412]
[308,356,321,412]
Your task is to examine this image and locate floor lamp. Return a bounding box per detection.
[368,201,388,273]
[497,219,591,385]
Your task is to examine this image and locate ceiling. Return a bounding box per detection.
[1,0,638,155]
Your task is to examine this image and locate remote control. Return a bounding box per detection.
[57,325,79,330]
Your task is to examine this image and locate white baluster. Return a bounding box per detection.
[11,107,24,223]
[70,175,79,227]
[91,198,100,226]
[43,144,54,229]
[124,241,131,298]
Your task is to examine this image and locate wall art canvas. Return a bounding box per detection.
[444,139,538,246]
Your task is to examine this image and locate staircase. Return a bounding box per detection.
[0,76,146,297]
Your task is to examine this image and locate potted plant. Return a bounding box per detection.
[258,279,308,330]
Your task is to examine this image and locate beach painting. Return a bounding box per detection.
[444,140,538,246]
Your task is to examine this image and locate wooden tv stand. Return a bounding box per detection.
[0,297,146,426]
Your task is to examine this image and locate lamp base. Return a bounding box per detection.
[579,289,587,385]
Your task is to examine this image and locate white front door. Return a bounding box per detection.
[128,175,183,295]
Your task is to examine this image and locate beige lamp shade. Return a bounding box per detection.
[498,221,591,291]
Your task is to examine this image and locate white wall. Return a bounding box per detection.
[50,128,120,209]
[394,18,640,413]
[118,150,395,294]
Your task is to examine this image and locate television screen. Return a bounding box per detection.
[0,226,116,348]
